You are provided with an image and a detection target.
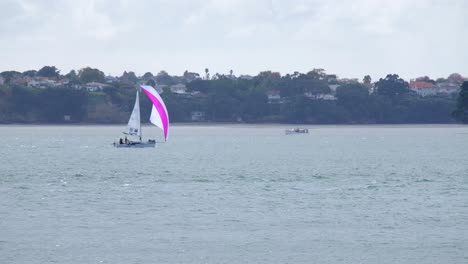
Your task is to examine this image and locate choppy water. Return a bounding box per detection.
[1,125,467,264]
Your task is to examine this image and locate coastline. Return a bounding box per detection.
[0,122,464,127]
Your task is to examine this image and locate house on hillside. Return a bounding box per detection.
[0,76,4,85]
[56,78,70,87]
[85,82,111,91]
[238,75,254,80]
[170,84,187,94]
[28,77,56,89]
[154,85,166,94]
[328,84,340,94]
[105,76,119,84]
[304,92,337,100]
[409,81,438,97]
[436,82,460,95]
[266,90,281,104]
[13,77,32,85]
[191,111,206,121]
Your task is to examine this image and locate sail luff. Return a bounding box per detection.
[126,89,141,139]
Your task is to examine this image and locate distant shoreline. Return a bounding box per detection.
[0,122,463,127]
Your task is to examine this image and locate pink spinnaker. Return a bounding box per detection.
[140,85,169,141]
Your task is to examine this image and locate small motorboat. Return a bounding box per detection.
[285,128,309,135]
[113,138,156,148]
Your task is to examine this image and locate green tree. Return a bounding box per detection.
[146,79,156,87]
[415,76,435,84]
[78,67,105,83]
[447,73,464,84]
[453,81,468,123]
[205,68,210,80]
[375,74,409,99]
[363,75,371,85]
[39,88,88,122]
[280,72,329,97]
[336,83,370,122]
[11,85,40,116]
[37,66,60,78]
[120,71,138,84]
[0,71,21,79]
[65,70,79,83]
[186,79,211,93]
[336,83,369,105]
[22,70,37,77]
[155,71,174,85]
[206,93,239,121]
[254,71,281,90]
[142,72,154,80]
[183,70,200,83]
[307,68,326,80]
[281,95,309,123]
[159,88,190,122]
[0,71,21,83]
[239,88,268,121]
[405,97,455,123]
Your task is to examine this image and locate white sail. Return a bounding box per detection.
[140,85,169,141]
[126,90,141,139]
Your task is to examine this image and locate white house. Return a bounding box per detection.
[437,82,460,95]
[0,76,4,85]
[304,92,337,100]
[28,77,56,89]
[238,75,254,80]
[318,94,337,100]
[170,84,187,94]
[191,111,206,121]
[105,76,119,83]
[328,84,340,94]
[55,78,69,87]
[13,77,32,85]
[154,85,166,94]
[409,81,438,97]
[85,82,111,91]
[266,90,281,103]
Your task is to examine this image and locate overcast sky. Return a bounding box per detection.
[1,0,467,80]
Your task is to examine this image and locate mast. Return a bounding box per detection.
[137,88,142,141]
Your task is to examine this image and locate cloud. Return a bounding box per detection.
[0,0,466,79]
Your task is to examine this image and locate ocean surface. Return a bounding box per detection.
[1,124,467,264]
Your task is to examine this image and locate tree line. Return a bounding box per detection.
[0,66,467,124]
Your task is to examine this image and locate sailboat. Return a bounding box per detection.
[113,85,169,148]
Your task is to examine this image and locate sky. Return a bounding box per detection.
[1,0,467,81]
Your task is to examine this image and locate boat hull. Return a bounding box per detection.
[285,128,309,135]
[113,141,156,148]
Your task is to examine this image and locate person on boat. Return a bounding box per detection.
[119,138,123,144]
[125,136,128,144]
